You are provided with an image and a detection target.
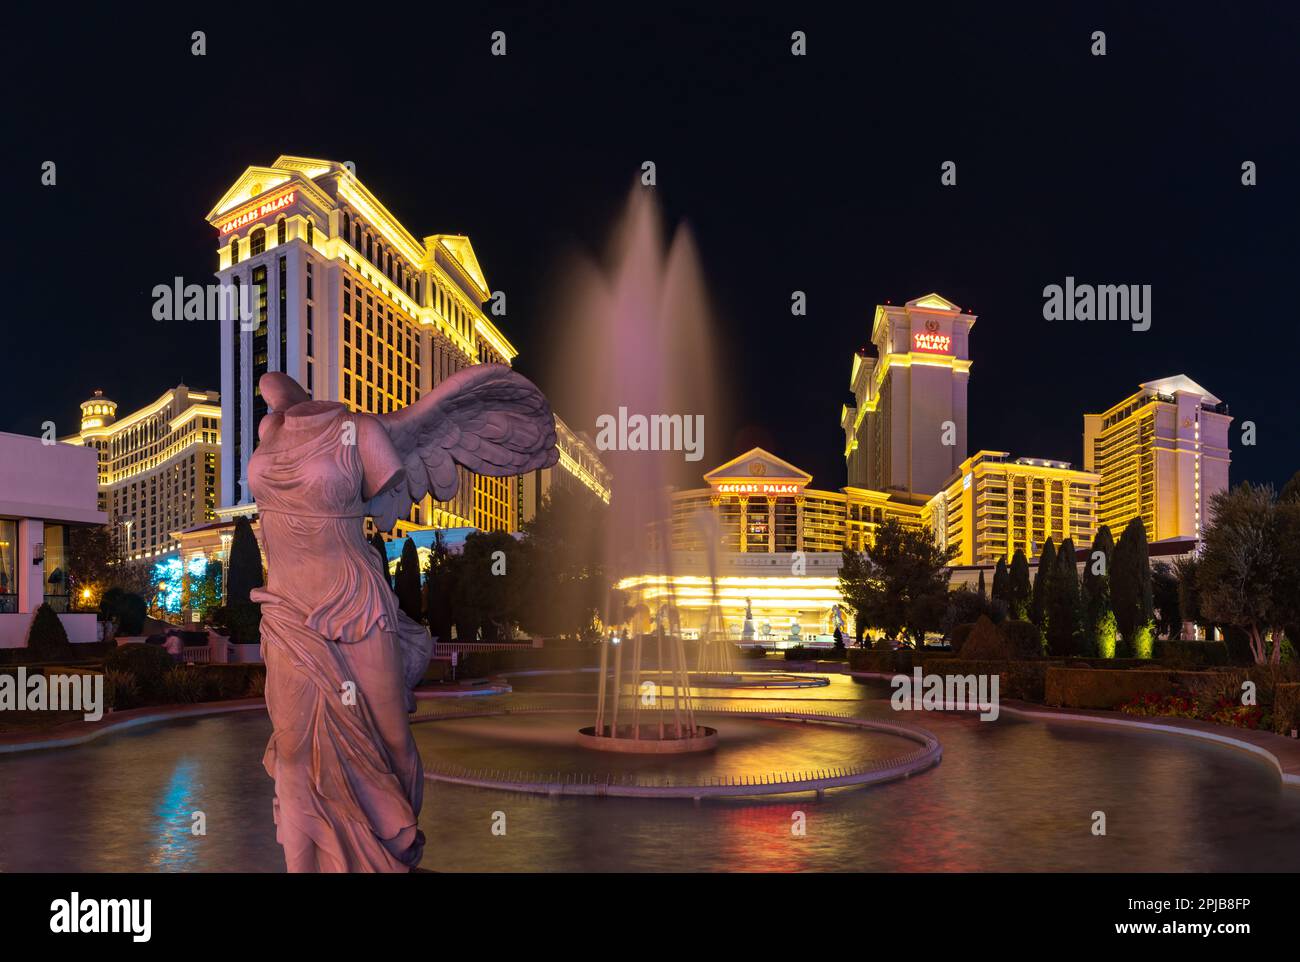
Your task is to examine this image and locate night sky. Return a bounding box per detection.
[8,5,1298,490]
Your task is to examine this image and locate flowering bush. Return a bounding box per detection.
[1204,697,1266,730]
[1118,692,1199,719]
[1118,690,1267,729]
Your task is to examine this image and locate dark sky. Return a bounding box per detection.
[8,4,1298,490]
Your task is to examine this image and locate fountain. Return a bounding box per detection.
[544,185,734,752]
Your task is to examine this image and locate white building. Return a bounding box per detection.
[0,432,106,648]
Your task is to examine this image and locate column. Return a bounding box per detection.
[795,496,805,553]
[766,497,777,553]
[738,497,749,553]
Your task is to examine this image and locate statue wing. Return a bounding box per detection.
[366,364,559,531]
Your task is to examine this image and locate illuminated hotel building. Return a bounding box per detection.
[843,293,975,497]
[205,155,522,536]
[520,415,612,523]
[1083,375,1231,542]
[624,448,927,639]
[63,386,221,560]
[925,451,1099,565]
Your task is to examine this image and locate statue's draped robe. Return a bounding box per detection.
[248,405,431,872]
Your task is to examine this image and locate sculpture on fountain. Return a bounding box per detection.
[740,597,756,641]
[248,365,557,872]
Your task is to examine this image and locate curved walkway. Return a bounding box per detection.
[416,705,942,799]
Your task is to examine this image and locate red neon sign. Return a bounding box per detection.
[913,331,952,354]
[218,189,298,235]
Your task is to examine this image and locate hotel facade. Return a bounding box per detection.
[926,451,1099,566]
[64,386,221,561]
[1083,375,1231,542]
[205,155,523,536]
[843,293,974,498]
[520,415,612,523]
[622,295,1229,643]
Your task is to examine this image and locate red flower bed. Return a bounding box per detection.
[1118,691,1267,730]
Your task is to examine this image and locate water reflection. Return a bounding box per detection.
[1,677,1297,872]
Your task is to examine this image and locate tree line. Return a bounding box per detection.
[838,472,1300,663]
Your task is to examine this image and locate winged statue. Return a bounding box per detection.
[246,365,558,873]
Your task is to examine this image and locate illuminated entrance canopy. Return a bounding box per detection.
[704,448,813,497]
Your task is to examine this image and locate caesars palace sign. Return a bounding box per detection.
[217,188,298,235]
[714,482,803,496]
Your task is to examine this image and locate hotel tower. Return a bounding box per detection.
[842,293,975,498]
[64,386,222,561]
[1083,375,1231,542]
[205,156,522,535]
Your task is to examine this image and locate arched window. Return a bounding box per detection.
[250,226,266,256]
[353,221,361,249]
[365,233,372,260]
[306,219,314,246]
[230,235,240,264]
[342,212,351,241]
[276,217,286,246]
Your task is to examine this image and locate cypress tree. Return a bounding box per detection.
[1046,537,1082,655]
[992,557,1009,609]
[1112,517,1154,657]
[1030,538,1057,629]
[225,517,263,606]
[395,537,423,622]
[423,531,454,644]
[370,532,391,586]
[1008,549,1032,620]
[977,568,987,600]
[1082,525,1116,657]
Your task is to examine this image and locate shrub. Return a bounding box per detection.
[160,666,207,704]
[999,620,1044,659]
[1155,639,1231,668]
[246,669,267,698]
[105,669,140,710]
[104,644,175,701]
[740,646,768,660]
[959,616,1008,659]
[847,649,898,673]
[917,658,1061,702]
[950,622,974,655]
[1118,692,1199,719]
[1275,683,1300,736]
[784,645,809,661]
[25,603,72,662]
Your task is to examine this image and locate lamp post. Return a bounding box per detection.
[219,532,232,603]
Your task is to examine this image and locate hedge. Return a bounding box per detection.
[1153,640,1231,667]
[1044,667,1229,710]
[919,659,1065,702]
[1275,683,1300,737]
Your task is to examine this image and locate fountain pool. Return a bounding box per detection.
[2,675,1297,872]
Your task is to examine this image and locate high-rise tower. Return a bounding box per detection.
[842,293,975,497]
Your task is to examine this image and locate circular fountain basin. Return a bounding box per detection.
[577,724,718,753]
[689,672,829,689]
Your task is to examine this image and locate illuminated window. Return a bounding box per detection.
[306,219,314,246]
[342,212,351,241]
[250,226,266,256]
[230,236,240,265]
[277,217,286,246]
